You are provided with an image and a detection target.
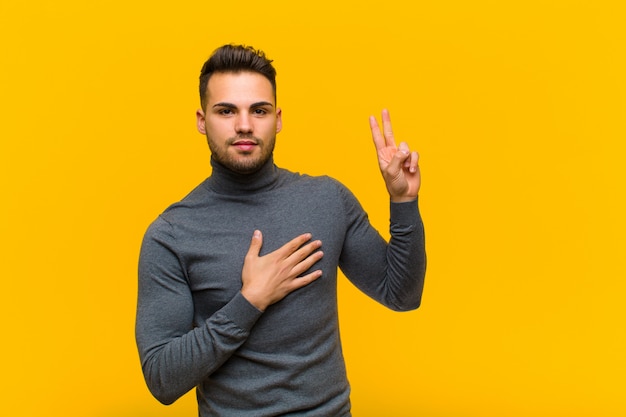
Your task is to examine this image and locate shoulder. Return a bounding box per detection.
[297,172,358,203]
[142,178,212,235]
[278,167,348,195]
[279,169,363,217]
[157,177,211,214]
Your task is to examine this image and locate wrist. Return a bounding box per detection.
[240,288,268,312]
[390,195,418,203]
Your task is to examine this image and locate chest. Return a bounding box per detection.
[173,191,347,320]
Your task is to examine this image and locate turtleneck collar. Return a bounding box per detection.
[204,156,280,195]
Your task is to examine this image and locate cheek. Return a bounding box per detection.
[205,120,231,138]
[260,120,279,136]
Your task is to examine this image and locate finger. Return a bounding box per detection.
[288,239,322,265]
[399,142,411,169]
[381,109,396,148]
[389,144,410,174]
[409,151,419,173]
[277,233,313,258]
[369,115,387,153]
[290,247,324,276]
[245,230,263,258]
[290,269,323,291]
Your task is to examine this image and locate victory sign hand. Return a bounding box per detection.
[369,109,421,202]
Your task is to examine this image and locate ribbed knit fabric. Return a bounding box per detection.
[136,157,426,416]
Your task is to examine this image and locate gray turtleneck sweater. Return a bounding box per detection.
[136,157,426,416]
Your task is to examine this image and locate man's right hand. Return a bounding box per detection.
[241,230,324,311]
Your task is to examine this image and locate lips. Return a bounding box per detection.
[232,140,258,152]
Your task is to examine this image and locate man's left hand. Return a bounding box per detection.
[370,109,421,202]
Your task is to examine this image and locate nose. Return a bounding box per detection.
[235,112,253,134]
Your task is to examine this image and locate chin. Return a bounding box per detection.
[226,156,270,174]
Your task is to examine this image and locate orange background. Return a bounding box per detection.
[1,1,625,416]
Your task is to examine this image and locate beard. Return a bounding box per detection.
[206,134,276,174]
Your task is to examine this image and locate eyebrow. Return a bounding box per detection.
[212,101,274,109]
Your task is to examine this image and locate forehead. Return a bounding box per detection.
[205,71,275,106]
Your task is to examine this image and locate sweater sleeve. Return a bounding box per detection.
[337,184,426,311]
[135,217,263,405]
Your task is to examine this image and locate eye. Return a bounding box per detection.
[253,108,268,116]
[219,108,234,115]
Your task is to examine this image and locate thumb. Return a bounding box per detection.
[389,144,410,174]
[246,230,263,257]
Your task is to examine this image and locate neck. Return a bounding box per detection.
[206,156,279,194]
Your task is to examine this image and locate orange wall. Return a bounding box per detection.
[1,1,625,416]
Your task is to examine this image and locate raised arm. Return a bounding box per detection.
[337,109,425,311]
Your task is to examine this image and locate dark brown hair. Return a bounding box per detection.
[199,44,277,110]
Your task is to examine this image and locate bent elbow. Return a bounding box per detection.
[405,296,422,311]
[141,360,188,406]
[386,280,424,311]
[390,294,422,312]
[152,391,179,406]
[146,379,185,406]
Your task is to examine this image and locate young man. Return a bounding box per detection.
[136,44,426,416]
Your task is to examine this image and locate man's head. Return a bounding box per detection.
[199,44,277,112]
[196,45,282,175]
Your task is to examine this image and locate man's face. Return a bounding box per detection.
[196,71,282,174]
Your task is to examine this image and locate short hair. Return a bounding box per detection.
[199,44,277,110]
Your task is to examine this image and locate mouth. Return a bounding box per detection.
[231,139,258,152]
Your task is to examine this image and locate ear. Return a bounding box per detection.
[196,109,207,134]
[275,107,282,134]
